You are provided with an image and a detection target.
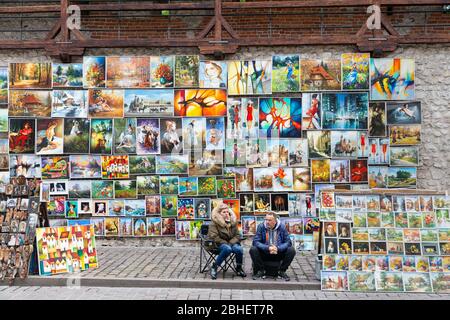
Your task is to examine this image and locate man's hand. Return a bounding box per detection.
[269,245,278,255]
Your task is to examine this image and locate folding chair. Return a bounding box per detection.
[199,223,238,275]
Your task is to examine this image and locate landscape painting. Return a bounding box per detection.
[9,62,52,89]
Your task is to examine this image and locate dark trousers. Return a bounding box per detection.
[249,246,296,272]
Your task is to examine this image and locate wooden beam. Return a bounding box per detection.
[223,0,450,9]
[60,0,69,42]
[0,1,446,14]
[214,0,222,41]
[45,22,61,41]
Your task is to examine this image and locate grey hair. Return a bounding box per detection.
[264,211,279,220]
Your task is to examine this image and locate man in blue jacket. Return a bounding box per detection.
[250,212,296,281]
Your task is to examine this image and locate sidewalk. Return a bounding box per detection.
[14,246,320,290]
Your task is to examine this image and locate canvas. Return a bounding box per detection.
[386,101,421,125]
[83,56,106,88]
[90,119,113,154]
[387,167,417,188]
[321,93,368,130]
[150,56,174,88]
[174,55,199,88]
[124,89,174,117]
[42,156,69,180]
[368,102,386,137]
[91,180,114,199]
[227,60,248,95]
[156,155,188,175]
[114,180,137,199]
[174,89,227,117]
[0,67,7,104]
[113,118,136,154]
[63,118,90,154]
[205,117,225,150]
[182,117,205,151]
[302,93,321,130]
[197,176,217,196]
[52,63,83,87]
[370,58,415,100]
[159,176,179,195]
[9,154,41,178]
[145,196,161,215]
[136,118,160,154]
[160,118,183,154]
[88,89,124,118]
[106,56,150,88]
[199,60,227,88]
[307,130,331,158]
[9,90,52,117]
[36,118,64,155]
[321,271,348,291]
[341,53,370,90]
[301,59,341,91]
[9,63,52,89]
[52,90,87,118]
[272,55,300,92]
[259,98,302,139]
[101,155,129,179]
[129,155,156,175]
[9,118,35,154]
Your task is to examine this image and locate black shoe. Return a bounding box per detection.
[252,270,265,280]
[235,265,247,278]
[278,270,290,281]
[210,264,218,280]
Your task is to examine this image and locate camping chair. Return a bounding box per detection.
[198,222,238,275]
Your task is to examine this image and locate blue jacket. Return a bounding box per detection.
[252,219,292,254]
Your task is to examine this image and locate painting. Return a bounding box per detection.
[386,101,421,125]
[182,117,205,151]
[156,154,188,175]
[161,195,177,217]
[311,159,330,183]
[301,59,341,91]
[174,89,227,117]
[9,154,41,178]
[114,180,137,199]
[52,90,87,118]
[136,118,160,154]
[9,62,52,89]
[387,167,417,188]
[189,150,223,176]
[88,89,124,118]
[330,131,358,158]
[205,117,225,150]
[90,118,113,154]
[63,118,90,154]
[272,55,300,92]
[36,225,97,276]
[113,118,136,154]
[368,102,386,137]
[101,155,129,179]
[227,60,271,95]
[0,67,7,103]
[41,156,69,180]
[368,138,390,165]
[161,218,176,236]
[197,176,217,196]
[321,93,368,130]
[9,90,52,117]
[124,89,174,117]
[226,97,259,139]
[350,159,368,183]
[370,58,415,100]
[259,98,302,138]
[307,130,331,158]
[389,125,421,146]
[52,63,83,88]
[137,176,159,196]
[368,166,388,189]
[9,118,35,154]
[129,155,155,175]
[330,160,350,183]
[36,118,64,155]
[160,118,183,154]
[177,198,194,220]
[159,176,178,195]
[106,56,150,88]
[341,53,370,90]
[133,218,147,237]
[83,56,106,88]
[199,60,227,88]
[390,146,419,166]
[69,155,102,179]
[150,56,174,88]
[288,139,308,167]
[321,271,348,291]
[302,93,321,130]
[174,55,199,88]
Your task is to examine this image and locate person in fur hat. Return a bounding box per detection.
[207,202,246,280]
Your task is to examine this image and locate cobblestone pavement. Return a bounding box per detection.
[0,286,448,300]
[53,246,317,282]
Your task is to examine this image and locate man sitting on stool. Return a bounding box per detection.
[250,211,296,281]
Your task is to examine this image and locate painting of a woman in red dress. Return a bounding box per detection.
[9,120,34,153]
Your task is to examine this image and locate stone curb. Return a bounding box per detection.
[9,276,321,290]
